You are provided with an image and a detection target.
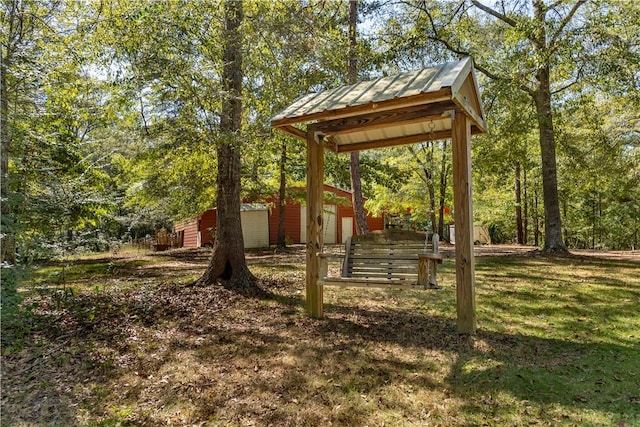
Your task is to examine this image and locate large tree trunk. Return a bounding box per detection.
[347,0,368,235]
[277,139,287,248]
[533,75,567,253]
[531,1,567,254]
[198,0,255,291]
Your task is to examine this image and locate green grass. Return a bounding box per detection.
[2,248,639,426]
[30,257,155,293]
[466,256,640,426]
[320,254,640,426]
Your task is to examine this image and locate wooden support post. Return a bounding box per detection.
[418,254,442,289]
[451,111,477,334]
[418,255,429,288]
[428,259,439,287]
[306,129,324,318]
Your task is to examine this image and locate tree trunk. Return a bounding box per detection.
[598,192,602,247]
[427,142,436,235]
[437,140,448,238]
[523,166,528,245]
[1,38,15,265]
[277,139,287,248]
[347,0,368,235]
[534,188,540,247]
[198,0,256,291]
[531,1,567,254]
[533,71,567,253]
[350,153,368,234]
[591,194,596,249]
[515,162,524,244]
[348,0,358,85]
[562,197,569,246]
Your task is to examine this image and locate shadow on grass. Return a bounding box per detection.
[152,248,213,264]
[14,285,636,424]
[4,253,639,425]
[317,304,639,422]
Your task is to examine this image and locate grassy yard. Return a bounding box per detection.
[2,246,639,426]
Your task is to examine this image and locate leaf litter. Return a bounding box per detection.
[2,246,639,426]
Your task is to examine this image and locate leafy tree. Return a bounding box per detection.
[385,0,599,252]
[2,1,118,256]
[381,0,639,251]
[1,0,127,341]
[243,0,325,248]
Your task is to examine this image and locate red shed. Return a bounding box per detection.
[174,209,217,248]
[173,185,384,248]
[267,184,384,245]
[174,204,270,249]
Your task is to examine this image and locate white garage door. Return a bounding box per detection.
[341,217,353,243]
[241,209,269,248]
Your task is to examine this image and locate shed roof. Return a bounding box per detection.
[271,57,487,153]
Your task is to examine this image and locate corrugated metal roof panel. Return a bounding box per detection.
[272,57,486,151]
[272,58,471,123]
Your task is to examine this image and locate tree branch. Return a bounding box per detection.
[551,70,582,95]
[471,0,518,28]
[548,0,587,49]
[546,0,565,10]
[410,0,536,96]
[414,3,473,60]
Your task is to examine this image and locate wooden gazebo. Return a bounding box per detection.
[271,57,487,334]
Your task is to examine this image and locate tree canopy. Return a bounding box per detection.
[2,0,638,270]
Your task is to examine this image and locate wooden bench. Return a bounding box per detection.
[317,230,443,290]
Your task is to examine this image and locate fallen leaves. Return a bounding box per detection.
[3,248,640,426]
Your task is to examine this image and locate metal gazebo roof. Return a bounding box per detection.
[271,57,487,153]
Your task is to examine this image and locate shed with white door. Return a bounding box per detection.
[267,184,384,245]
[174,204,269,249]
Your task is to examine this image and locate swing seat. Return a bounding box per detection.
[318,230,443,290]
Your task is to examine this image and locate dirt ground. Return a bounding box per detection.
[2,244,638,426]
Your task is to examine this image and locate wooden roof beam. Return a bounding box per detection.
[313,102,459,136]
[335,130,451,153]
[334,125,484,153]
[278,124,307,140]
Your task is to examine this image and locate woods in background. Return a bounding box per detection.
[2,0,638,267]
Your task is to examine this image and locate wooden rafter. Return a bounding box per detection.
[312,101,459,136]
[334,131,451,153]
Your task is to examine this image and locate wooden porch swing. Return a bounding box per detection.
[271,57,487,334]
[318,228,444,289]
